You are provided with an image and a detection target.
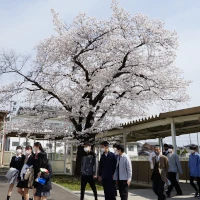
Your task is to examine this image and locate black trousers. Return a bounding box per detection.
[152,173,166,200]
[190,176,200,193]
[80,175,97,200]
[166,172,182,195]
[102,178,116,200]
[113,180,118,196]
[118,180,128,200]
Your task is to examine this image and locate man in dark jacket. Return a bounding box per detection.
[80,142,98,200]
[98,141,117,200]
[163,143,169,156]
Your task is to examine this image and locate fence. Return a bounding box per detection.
[131,160,190,184]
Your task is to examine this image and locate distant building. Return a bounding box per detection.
[5,106,73,153]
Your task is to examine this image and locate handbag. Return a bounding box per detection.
[24,165,33,180]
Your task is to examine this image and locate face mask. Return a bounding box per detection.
[16,149,22,155]
[84,147,90,152]
[115,151,119,155]
[101,148,105,153]
[25,150,31,155]
[155,151,159,156]
[113,148,117,152]
[190,150,195,154]
[168,149,173,153]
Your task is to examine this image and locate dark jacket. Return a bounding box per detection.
[37,162,52,191]
[10,155,25,179]
[33,152,47,179]
[99,151,117,179]
[81,151,96,176]
[26,154,34,166]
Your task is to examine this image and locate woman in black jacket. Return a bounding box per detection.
[34,152,52,200]
[17,146,34,200]
[7,146,25,200]
[32,142,45,195]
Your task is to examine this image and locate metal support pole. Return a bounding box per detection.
[18,136,21,146]
[70,143,73,175]
[98,146,101,160]
[54,140,57,160]
[1,117,6,166]
[64,141,67,174]
[25,137,28,146]
[197,133,200,153]
[158,138,163,153]
[123,133,127,153]
[171,119,177,153]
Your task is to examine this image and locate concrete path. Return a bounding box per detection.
[74,182,196,200]
[0,178,79,200]
[0,176,196,200]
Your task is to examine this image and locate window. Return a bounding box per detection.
[12,142,19,147]
[128,145,134,151]
[46,143,53,148]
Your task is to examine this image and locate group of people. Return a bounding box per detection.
[7,140,200,200]
[80,141,132,200]
[6,142,52,200]
[149,143,200,200]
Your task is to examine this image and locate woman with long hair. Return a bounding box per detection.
[17,146,34,200]
[34,152,52,200]
[7,146,25,200]
[33,142,44,154]
[32,142,46,197]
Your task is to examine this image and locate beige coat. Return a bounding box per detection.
[152,155,169,182]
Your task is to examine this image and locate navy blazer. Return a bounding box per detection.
[99,151,117,179]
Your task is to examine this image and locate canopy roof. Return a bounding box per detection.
[97,106,200,142]
[4,106,200,142]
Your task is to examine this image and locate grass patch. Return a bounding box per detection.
[52,175,150,191]
[52,175,103,191]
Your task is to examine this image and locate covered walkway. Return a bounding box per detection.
[97,106,200,152]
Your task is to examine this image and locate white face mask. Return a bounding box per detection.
[115,151,119,155]
[84,147,90,152]
[190,150,195,154]
[16,149,22,155]
[168,149,173,153]
[25,150,31,155]
[101,148,105,153]
[113,148,117,152]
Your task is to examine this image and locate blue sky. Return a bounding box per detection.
[0,0,200,146]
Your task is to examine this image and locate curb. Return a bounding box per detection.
[52,182,80,198]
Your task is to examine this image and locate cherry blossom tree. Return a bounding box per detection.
[0,0,189,174]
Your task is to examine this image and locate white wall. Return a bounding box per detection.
[108,144,138,156]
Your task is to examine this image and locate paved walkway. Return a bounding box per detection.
[0,177,196,200]
[0,178,79,200]
[74,182,196,200]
